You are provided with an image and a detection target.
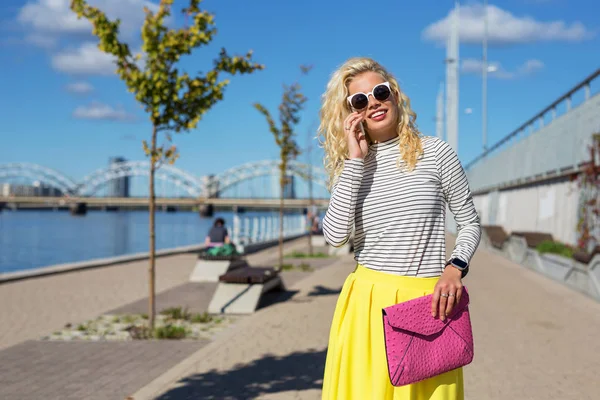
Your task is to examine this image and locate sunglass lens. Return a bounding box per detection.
[373,84,391,101]
[351,94,368,109]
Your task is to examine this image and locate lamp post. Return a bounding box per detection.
[482,0,488,153]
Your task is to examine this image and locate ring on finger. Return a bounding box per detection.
[448,293,455,297]
[440,293,449,298]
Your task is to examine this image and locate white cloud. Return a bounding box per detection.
[73,102,134,121]
[17,0,159,37]
[51,42,117,75]
[461,58,545,79]
[519,59,545,74]
[422,4,593,45]
[65,81,94,94]
[464,108,473,115]
[24,34,57,48]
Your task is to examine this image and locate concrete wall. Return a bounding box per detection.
[465,77,600,246]
[473,178,580,245]
[466,91,600,193]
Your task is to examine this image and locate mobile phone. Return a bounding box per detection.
[351,107,367,138]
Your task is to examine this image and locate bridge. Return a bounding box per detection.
[0,159,331,211]
[2,196,329,211]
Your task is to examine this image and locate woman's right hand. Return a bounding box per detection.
[344,112,369,159]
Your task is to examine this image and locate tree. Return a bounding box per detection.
[71,0,263,330]
[254,66,311,268]
[304,121,318,257]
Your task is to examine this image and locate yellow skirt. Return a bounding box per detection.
[322,265,464,400]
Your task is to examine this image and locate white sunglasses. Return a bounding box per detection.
[347,82,392,110]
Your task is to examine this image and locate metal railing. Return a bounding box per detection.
[465,67,600,170]
[231,214,306,246]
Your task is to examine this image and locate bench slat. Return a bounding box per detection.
[219,266,278,284]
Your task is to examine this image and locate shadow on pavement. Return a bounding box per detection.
[156,348,327,400]
[256,289,300,310]
[307,285,342,297]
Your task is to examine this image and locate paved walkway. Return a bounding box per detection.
[0,237,310,351]
[0,237,333,400]
[132,238,600,400]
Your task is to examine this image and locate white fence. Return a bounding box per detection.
[231,214,306,246]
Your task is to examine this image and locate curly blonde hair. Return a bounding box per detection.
[317,57,423,190]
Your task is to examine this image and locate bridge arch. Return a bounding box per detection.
[76,161,203,197]
[208,160,328,197]
[0,160,330,198]
[0,163,78,194]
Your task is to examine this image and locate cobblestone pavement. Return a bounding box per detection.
[0,340,206,400]
[133,239,600,400]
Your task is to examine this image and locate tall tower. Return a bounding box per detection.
[445,1,460,153]
[109,157,129,197]
[445,1,460,234]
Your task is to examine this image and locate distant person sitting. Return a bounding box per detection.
[311,215,323,235]
[204,218,230,248]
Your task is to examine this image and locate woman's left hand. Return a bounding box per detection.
[431,266,463,321]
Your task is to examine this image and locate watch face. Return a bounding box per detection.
[452,258,468,269]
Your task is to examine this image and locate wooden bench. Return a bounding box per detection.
[573,246,600,264]
[207,266,285,314]
[506,231,553,265]
[189,252,246,283]
[511,231,554,248]
[482,225,509,249]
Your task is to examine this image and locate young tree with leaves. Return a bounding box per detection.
[71,0,263,329]
[254,66,311,269]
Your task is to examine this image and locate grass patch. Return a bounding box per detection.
[285,250,329,259]
[160,306,191,321]
[536,240,574,259]
[190,312,213,323]
[299,262,314,272]
[279,263,313,272]
[154,324,187,339]
[121,315,137,324]
[48,308,232,342]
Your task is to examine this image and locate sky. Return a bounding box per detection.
[0,0,599,188]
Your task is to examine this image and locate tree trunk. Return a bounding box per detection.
[148,125,157,331]
[278,167,284,270]
[307,167,314,257]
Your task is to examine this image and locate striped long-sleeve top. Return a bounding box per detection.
[322,135,481,277]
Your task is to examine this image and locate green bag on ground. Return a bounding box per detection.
[206,243,238,256]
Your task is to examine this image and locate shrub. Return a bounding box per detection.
[536,240,574,259]
[154,325,187,339]
[191,312,213,324]
[160,307,190,321]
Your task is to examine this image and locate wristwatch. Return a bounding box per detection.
[446,257,469,278]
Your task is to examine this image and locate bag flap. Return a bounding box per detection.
[382,288,470,336]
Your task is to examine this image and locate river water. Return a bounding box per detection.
[0,209,286,274]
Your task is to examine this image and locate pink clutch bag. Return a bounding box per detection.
[382,288,474,386]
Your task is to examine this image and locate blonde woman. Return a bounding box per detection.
[319,57,481,399]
